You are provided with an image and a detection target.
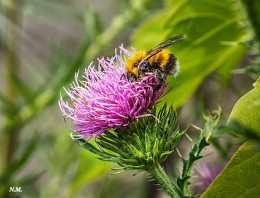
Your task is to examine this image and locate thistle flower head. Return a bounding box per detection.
[75,105,183,171]
[59,45,167,138]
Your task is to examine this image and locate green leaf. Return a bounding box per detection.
[201,141,260,198]
[131,0,251,107]
[177,109,221,196]
[228,77,260,135]
[202,78,260,197]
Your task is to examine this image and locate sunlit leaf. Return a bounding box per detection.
[131,0,251,107]
[228,77,260,135]
[201,141,260,198]
[201,77,260,197]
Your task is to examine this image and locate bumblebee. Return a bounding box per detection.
[125,34,185,90]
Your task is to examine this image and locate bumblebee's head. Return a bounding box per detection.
[138,60,149,77]
[125,50,147,76]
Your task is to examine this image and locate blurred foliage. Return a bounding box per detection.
[131,0,251,107]
[0,0,259,197]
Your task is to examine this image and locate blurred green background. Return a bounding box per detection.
[0,0,259,197]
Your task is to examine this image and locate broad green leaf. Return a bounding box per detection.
[201,141,260,198]
[228,77,260,135]
[201,78,260,197]
[131,0,251,107]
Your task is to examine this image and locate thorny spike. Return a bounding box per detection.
[185,133,193,142]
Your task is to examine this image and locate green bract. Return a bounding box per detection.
[73,105,184,172]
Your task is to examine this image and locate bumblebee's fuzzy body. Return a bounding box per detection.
[124,34,184,89]
[125,49,178,89]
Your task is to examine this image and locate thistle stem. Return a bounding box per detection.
[147,164,183,198]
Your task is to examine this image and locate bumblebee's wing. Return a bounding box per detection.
[144,34,185,61]
[147,34,185,54]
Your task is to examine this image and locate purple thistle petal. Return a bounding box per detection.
[59,45,167,138]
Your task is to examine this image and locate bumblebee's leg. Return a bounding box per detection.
[154,69,166,91]
[126,72,137,82]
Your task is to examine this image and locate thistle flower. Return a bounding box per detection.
[59,43,186,198]
[59,45,167,138]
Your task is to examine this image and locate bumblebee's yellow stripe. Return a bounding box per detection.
[125,50,146,75]
[148,49,170,67]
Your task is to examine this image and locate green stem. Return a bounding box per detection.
[1,0,20,197]
[147,164,183,198]
[2,0,20,170]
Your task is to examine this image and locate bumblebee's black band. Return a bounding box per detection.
[164,54,177,75]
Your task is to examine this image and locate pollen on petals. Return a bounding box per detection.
[59,45,167,138]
